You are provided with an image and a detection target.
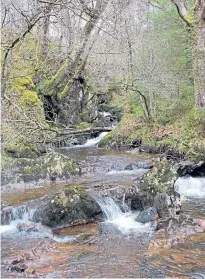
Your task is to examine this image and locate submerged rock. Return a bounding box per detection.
[35,185,101,227]
[135,207,159,224]
[17,222,53,236]
[124,159,156,171]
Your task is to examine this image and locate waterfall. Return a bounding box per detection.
[0,205,37,234]
[82,132,109,147]
[93,195,152,234]
[93,196,124,220]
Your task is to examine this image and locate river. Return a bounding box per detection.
[1,134,205,278]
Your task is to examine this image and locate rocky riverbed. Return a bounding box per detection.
[1,135,205,278]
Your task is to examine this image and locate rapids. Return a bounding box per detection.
[1,135,205,278]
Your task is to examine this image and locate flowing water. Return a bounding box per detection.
[1,133,205,278]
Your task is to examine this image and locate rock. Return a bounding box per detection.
[11,257,25,265]
[1,200,10,209]
[153,192,181,218]
[3,152,80,183]
[35,185,101,227]
[127,148,140,154]
[9,263,28,272]
[17,222,38,233]
[138,160,178,207]
[124,159,155,171]
[17,222,53,236]
[177,160,205,177]
[194,219,205,232]
[135,207,159,224]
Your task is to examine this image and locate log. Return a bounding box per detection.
[58,127,112,137]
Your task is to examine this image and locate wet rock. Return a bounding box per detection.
[17,222,38,233]
[135,207,159,224]
[99,222,121,235]
[35,185,101,227]
[1,205,28,225]
[194,219,205,232]
[177,160,205,177]
[3,152,80,183]
[124,159,155,171]
[17,222,53,236]
[11,257,25,265]
[127,148,140,154]
[138,160,178,207]
[153,192,181,218]
[9,263,28,272]
[1,200,10,209]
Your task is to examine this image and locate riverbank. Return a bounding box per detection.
[99,111,205,161]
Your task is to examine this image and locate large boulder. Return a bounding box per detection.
[153,192,181,219]
[34,185,101,227]
[2,152,80,183]
[177,160,205,177]
[135,207,159,224]
[138,160,178,207]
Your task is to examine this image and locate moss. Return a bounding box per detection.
[11,76,41,109]
[139,160,178,206]
[75,122,91,129]
[4,143,39,159]
[57,79,72,100]
[3,152,80,182]
[186,12,194,26]
[99,132,113,146]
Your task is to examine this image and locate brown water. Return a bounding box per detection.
[1,147,205,278]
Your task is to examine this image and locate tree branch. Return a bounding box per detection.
[171,0,194,27]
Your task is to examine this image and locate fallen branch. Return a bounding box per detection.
[58,127,112,136]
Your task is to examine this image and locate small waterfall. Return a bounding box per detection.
[93,195,152,234]
[93,196,124,220]
[1,205,36,226]
[82,132,109,147]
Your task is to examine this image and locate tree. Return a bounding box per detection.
[170,0,205,107]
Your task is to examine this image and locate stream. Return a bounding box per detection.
[1,133,205,278]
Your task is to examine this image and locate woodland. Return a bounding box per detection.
[1,0,205,159]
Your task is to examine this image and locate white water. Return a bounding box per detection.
[107,169,146,175]
[99,111,111,117]
[0,206,81,243]
[94,196,152,234]
[175,177,205,199]
[82,132,109,147]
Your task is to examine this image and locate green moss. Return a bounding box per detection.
[57,80,72,100]
[11,76,41,109]
[186,12,194,26]
[75,122,91,129]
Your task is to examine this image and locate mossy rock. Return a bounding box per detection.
[5,144,39,159]
[34,185,101,227]
[139,160,178,206]
[4,152,80,183]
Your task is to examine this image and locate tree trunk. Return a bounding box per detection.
[170,0,205,108]
[193,8,205,107]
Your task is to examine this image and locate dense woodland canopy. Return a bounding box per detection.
[1,0,205,158]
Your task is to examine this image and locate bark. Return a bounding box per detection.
[42,4,52,58]
[193,1,205,107]
[170,0,205,107]
[42,0,109,126]
[45,0,109,98]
